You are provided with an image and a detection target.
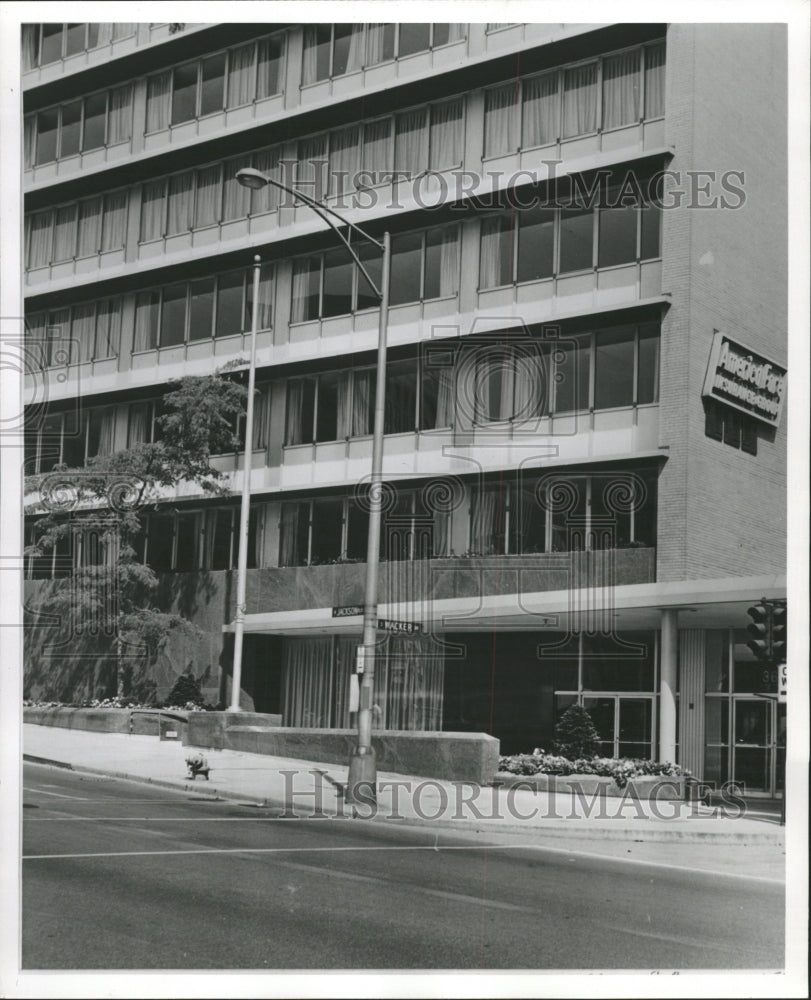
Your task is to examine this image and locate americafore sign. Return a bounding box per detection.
[702,331,787,428]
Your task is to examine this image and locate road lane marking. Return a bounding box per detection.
[23,788,90,800]
[19,843,786,884]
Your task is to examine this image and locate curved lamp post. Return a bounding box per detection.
[233,167,390,805]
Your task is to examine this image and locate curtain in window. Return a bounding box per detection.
[562,63,598,137]
[343,25,364,74]
[394,109,428,177]
[431,507,451,558]
[361,118,391,182]
[140,180,165,241]
[96,408,115,457]
[133,292,159,352]
[329,126,360,196]
[221,156,252,220]
[285,380,306,444]
[644,44,665,118]
[46,309,70,366]
[101,191,127,251]
[71,303,96,363]
[301,26,320,85]
[434,369,454,429]
[602,50,640,129]
[335,373,351,439]
[365,24,391,65]
[22,25,38,71]
[297,134,327,199]
[291,259,317,324]
[167,171,194,235]
[279,503,303,565]
[470,488,501,555]
[438,229,459,297]
[251,390,269,449]
[77,199,102,257]
[351,370,373,436]
[282,638,335,728]
[94,24,114,46]
[194,165,221,228]
[24,116,36,169]
[227,43,255,107]
[479,216,513,288]
[146,72,171,132]
[52,206,77,262]
[107,84,133,143]
[384,634,444,731]
[250,148,281,214]
[429,99,463,170]
[250,263,274,329]
[127,403,149,446]
[112,24,136,40]
[523,72,559,147]
[28,211,53,268]
[257,36,282,98]
[484,83,517,157]
[94,299,121,358]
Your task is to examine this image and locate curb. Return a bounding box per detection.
[24,755,784,844]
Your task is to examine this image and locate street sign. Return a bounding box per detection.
[778,663,787,703]
[378,619,421,634]
[333,605,363,618]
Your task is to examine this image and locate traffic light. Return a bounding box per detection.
[771,603,787,663]
[746,602,772,661]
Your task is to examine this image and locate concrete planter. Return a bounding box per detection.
[24,706,188,741]
[493,771,686,800]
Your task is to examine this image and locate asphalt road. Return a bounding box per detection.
[22,763,784,971]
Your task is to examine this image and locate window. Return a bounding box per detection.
[602,50,641,130]
[385,358,418,433]
[390,225,460,305]
[31,87,132,165]
[517,205,555,282]
[285,369,376,446]
[594,326,635,409]
[172,63,198,124]
[704,401,758,455]
[558,206,594,273]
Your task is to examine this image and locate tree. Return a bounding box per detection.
[553,704,602,759]
[24,367,249,700]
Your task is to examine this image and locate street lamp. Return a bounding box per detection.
[234,167,391,804]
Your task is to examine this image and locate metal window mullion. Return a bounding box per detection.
[596,57,604,133]
[312,374,320,444]
[306,501,314,565]
[633,325,640,405]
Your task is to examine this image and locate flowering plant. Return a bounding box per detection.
[499,749,689,788]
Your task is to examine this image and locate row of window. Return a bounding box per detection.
[285,324,660,445]
[483,42,665,157]
[26,298,122,369]
[26,85,133,167]
[704,401,759,455]
[26,191,128,269]
[22,23,138,69]
[302,23,465,83]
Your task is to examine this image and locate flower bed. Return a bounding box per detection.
[499,749,688,789]
[23,697,214,712]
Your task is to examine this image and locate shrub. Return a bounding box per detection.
[498,750,688,788]
[165,673,205,708]
[553,704,601,759]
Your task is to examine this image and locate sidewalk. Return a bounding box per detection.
[23,724,785,846]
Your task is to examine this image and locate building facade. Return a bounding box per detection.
[22,21,787,795]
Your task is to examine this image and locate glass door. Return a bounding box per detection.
[582,695,655,759]
[732,698,772,795]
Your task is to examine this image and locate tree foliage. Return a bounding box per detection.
[552,704,602,759]
[24,368,249,698]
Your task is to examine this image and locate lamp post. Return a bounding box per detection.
[234,168,390,803]
[228,254,261,712]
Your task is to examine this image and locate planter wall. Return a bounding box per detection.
[24,706,188,741]
[494,771,686,800]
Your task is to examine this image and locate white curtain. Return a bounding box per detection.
[22,25,38,70]
[112,24,136,40]
[602,50,641,129]
[24,116,36,169]
[257,36,282,98]
[394,108,427,177]
[351,370,373,436]
[291,259,317,324]
[282,638,335,728]
[94,299,121,358]
[563,63,598,137]
[330,126,360,196]
[127,402,149,446]
[438,228,459,297]
[434,369,454,428]
[301,26,320,85]
[140,181,165,241]
[365,24,392,66]
[133,291,159,352]
[77,199,102,257]
[285,380,307,444]
[470,488,502,554]
[101,191,127,251]
[644,44,665,118]
[297,134,327,199]
[46,309,70,366]
[429,99,463,170]
[52,206,77,262]
[479,216,512,288]
[251,264,274,329]
[28,211,52,268]
[384,634,444,731]
[361,118,391,183]
[194,165,221,228]
[94,24,114,46]
[222,156,252,219]
[250,148,281,214]
[167,171,194,234]
[71,304,96,363]
[335,373,351,439]
[96,408,116,456]
[146,72,171,132]
[227,43,255,107]
[107,84,133,144]
[484,83,517,157]
[523,72,559,147]
[279,503,303,565]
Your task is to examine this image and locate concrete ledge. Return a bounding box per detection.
[24,706,188,740]
[186,715,500,784]
[493,772,686,800]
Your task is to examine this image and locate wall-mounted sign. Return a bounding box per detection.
[702,332,787,427]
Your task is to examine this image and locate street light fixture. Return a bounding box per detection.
[233,167,390,805]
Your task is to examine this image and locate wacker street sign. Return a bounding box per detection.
[702,331,787,428]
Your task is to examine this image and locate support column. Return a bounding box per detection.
[659,608,679,762]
